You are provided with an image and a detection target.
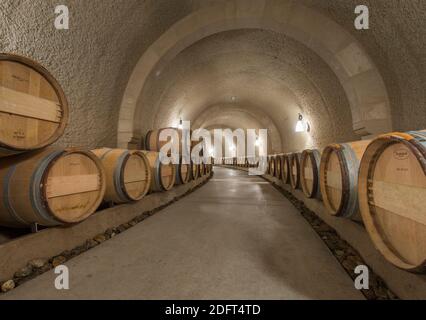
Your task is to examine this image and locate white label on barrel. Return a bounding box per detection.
[392,148,410,161]
[372,180,426,226]
[46,174,100,198]
[326,170,342,190]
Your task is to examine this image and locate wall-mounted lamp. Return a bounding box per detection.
[255,137,261,147]
[295,114,310,133]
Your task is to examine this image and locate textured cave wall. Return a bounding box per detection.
[302,0,426,132]
[0,0,195,148]
[135,29,357,152]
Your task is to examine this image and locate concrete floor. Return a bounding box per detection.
[3,167,363,300]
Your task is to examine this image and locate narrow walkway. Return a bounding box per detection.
[3,167,363,299]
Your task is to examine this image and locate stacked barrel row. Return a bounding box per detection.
[144,127,213,183]
[0,53,105,229]
[266,131,426,273]
[0,54,211,230]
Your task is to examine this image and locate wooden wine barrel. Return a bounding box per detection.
[269,156,276,176]
[145,127,178,152]
[358,130,426,272]
[0,54,69,157]
[319,140,371,220]
[266,156,271,174]
[197,163,204,176]
[203,157,211,173]
[0,148,106,228]
[290,153,302,190]
[145,128,195,155]
[300,149,322,199]
[275,155,282,178]
[92,148,151,203]
[281,154,291,184]
[175,159,191,185]
[141,151,176,192]
[190,161,199,180]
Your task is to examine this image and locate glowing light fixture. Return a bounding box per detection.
[295,114,311,133]
[295,114,305,133]
[255,137,261,147]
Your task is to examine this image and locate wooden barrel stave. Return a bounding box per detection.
[289,153,302,190]
[301,149,322,199]
[175,158,191,185]
[275,155,282,178]
[197,163,203,177]
[269,156,276,176]
[281,154,291,184]
[191,161,199,180]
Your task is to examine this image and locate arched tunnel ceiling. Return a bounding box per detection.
[193,104,281,152]
[1,0,424,150]
[119,0,402,150]
[136,29,357,151]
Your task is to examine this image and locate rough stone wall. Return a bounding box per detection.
[302,0,426,132]
[0,0,194,148]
